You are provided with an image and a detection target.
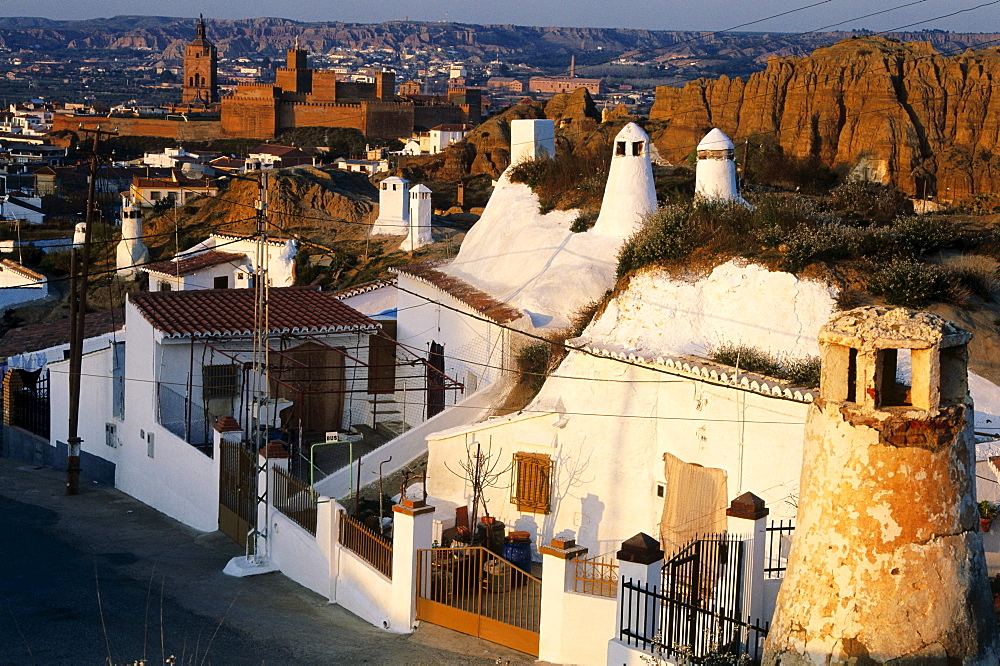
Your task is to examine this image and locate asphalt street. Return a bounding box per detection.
[0,457,529,665]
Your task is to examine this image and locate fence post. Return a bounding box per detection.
[607,533,664,665]
[388,499,435,633]
[726,492,769,627]
[538,537,589,663]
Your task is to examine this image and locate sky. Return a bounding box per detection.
[3,0,1000,33]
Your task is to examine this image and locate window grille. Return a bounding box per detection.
[203,363,238,399]
[511,452,553,514]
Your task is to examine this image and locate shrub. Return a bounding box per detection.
[710,343,821,387]
[831,181,909,225]
[516,342,553,395]
[868,259,947,307]
[570,211,598,233]
[940,264,998,302]
[616,204,694,277]
[891,215,955,257]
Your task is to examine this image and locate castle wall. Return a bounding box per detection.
[52,115,223,141]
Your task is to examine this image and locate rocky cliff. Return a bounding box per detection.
[649,37,1000,201]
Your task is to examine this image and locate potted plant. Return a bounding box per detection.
[979,500,998,532]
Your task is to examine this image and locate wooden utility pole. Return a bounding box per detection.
[66,125,116,495]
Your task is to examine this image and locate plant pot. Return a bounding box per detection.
[982,518,994,533]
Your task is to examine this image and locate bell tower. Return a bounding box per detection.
[182,14,217,105]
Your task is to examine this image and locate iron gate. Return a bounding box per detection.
[416,546,541,656]
[218,441,257,553]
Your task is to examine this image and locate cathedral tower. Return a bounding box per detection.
[182,15,217,105]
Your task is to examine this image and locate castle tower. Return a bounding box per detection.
[509,119,555,167]
[695,128,750,206]
[401,184,433,252]
[765,306,999,665]
[370,176,410,236]
[116,195,149,278]
[181,15,217,105]
[591,122,657,239]
[275,40,312,95]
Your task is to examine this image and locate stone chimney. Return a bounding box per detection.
[116,195,149,278]
[764,306,998,664]
[370,176,410,237]
[590,122,657,239]
[401,184,433,252]
[695,128,750,208]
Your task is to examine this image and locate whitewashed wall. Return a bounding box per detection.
[48,345,119,468]
[427,350,809,557]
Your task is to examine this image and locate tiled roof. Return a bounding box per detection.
[129,286,379,338]
[0,258,44,282]
[331,276,397,300]
[141,250,246,277]
[0,308,124,358]
[249,144,306,157]
[391,261,522,325]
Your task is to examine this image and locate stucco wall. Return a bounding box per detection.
[268,510,331,598]
[426,350,809,557]
[49,346,119,472]
[335,547,394,628]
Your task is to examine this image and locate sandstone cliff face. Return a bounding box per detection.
[649,37,1000,201]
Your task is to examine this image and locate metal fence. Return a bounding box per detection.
[156,382,209,447]
[338,511,393,578]
[272,466,317,535]
[764,520,795,579]
[573,552,619,598]
[8,369,49,438]
[619,579,769,664]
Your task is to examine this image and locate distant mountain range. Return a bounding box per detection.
[0,15,997,68]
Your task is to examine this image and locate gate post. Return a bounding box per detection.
[538,537,589,664]
[389,500,435,633]
[726,492,768,625]
[607,532,664,666]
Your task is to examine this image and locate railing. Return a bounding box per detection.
[8,369,49,438]
[272,466,317,535]
[620,579,769,665]
[573,552,619,598]
[338,511,393,578]
[764,520,795,579]
[156,382,209,448]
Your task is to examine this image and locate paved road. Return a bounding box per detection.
[0,458,530,665]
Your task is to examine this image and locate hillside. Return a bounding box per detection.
[0,16,998,68]
[648,36,1000,202]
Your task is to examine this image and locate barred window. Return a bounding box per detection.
[511,452,553,514]
[203,364,239,399]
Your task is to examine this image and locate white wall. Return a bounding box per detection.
[426,350,809,557]
[48,345,119,469]
[268,510,331,597]
[339,285,397,317]
[335,542,395,628]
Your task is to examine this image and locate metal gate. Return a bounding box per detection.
[219,441,257,553]
[416,546,541,656]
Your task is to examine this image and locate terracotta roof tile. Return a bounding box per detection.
[129,286,378,338]
[141,250,247,277]
[0,309,123,358]
[391,261,522,324]
[0,258,44,282]
[331,276,397,300]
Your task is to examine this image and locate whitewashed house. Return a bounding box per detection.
[18,287,381,532]
[0,258,49,313]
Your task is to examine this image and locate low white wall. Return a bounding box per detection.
[268,510,330,598]
[115,425,219,532]
[335,547,394,629]
[548,590,617,665]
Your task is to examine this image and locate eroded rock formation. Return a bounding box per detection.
[649,37,1000,201]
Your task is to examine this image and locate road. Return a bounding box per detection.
[0,458,529,665]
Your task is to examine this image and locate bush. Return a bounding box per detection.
[616,204,694,277]
[868,259,947,307]
[891,215,956,257]
[570,211,598,233]
[516,342,553,395]
[831,181,910,224]
[941,264,998,302]
[710,343,821,387]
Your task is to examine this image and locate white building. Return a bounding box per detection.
[590,122,658,239]
[427,124,470,155]
[116,196,150,279]
[0,195,45,225]
[334,158,390,175]
[0,258,48,313]
[3,288,380,532]
[401,184,433,252]
[509,119,555,166]
[152,231,298,290]
[695,128,751,207]
[370,176,410,236]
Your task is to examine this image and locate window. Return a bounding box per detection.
[616,141,626,156]
[159,281,172,292]
[511,452,553,514]
[213,275,229,289]
[203,364,239,399]
[150,191,162,200]
[632,141,643,157]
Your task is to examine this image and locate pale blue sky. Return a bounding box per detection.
[3,0,999,33]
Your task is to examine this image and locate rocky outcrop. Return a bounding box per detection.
[649,37,1000,201]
